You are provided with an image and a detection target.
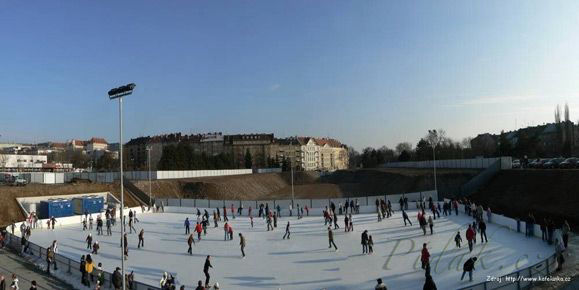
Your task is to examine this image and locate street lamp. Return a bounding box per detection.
[107,83,135,290]
[427,129,440,194]
[146,145,152,209]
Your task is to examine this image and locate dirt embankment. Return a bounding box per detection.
[470,170,579,230]
[0,181,139,227]
[133,168,479,201]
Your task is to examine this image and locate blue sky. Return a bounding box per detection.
[1,1,579,150]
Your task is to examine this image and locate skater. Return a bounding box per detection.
[328,227,338,251]
[122,233,128,260]
[562,220,571,248]
[289,204,293,217]
[479,220,488,243]
[348,214,354,232]
[375,278,387,290]
[333,211,340,229]
[80,255,88,286]
[368,235,374,254]
[202,217,208,236]
[273,212,278,228]
[89,214,94,230]
[214,211,219,228]
[266,214,273,231]
[283,221,291,239]
[86,254,95,284]
[96,215,103,235]
[361,230,369,254]
[224,222,229,241]
[138,229,145,248]
[455,231,462,248]
[203,255,213,288]
[195,222,203,241]
[305,205,309,216]
[46,247,54,274]
[344,214,350,232]
[239,233,246,258]
[86,233,93,250]
[92,241,100,254]
[83,218,87,231]
[428,216,434,235]
[424,270,437,290]
[228,223,234,240]
[231,204,236,219]
[223,205,228,222]
[112,267,122,290]
[421,243,430,269]
[555,238,565,271]
[250,216,254,228]
[466,225,475,252]
[419,214,427,235]
[106,217,112,236]
[187,233,195,255]
[402,210,412,226]
[185,218,191,234]
[540,219,547,242]
[461,257,477,282]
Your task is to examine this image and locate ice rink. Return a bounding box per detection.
[28,210,554,289]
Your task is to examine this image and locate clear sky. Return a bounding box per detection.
[1,1,579,150]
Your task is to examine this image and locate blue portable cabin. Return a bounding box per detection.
[73,196,104,215]
[38,199,74,219]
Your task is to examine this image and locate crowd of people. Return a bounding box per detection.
[1,195,572,290]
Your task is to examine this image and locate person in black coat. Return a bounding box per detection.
[423,273,437,290]
[112,267,123,290]
[203,255,213,287]
[461,257,477,282]
[361,230,369,254]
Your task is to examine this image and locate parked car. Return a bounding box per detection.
[528,159,540,168]
[543,158,565,169]
[559,157,578,169]
[512,159,521,168]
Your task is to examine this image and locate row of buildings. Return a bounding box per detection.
[470,121,579,158]
[125,132,349,171]
[0,138,119,171]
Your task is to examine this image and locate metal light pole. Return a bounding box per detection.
[290,140,295,207]
[146,146,152,209]
[107,83,135,290]
[428,130,439,193]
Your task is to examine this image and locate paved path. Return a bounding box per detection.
[534,233,579,290]
[0,248,74,290]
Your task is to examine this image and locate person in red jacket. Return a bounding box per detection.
[195,222,203,241]
[466,225,475,252]
[421,243,430,270]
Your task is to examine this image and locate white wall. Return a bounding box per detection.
[384,157,512,170]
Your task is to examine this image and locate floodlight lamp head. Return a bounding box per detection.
[108,83,136,99]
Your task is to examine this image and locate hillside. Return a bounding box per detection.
[132,168,480,200]
[470,169,579,229]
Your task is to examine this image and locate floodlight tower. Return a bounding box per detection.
[107,83,135,290]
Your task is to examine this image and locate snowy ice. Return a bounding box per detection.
[28,210,554,289]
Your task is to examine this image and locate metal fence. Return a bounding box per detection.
[3,233,159,290]
[457,253,558,290]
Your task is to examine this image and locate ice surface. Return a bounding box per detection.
[28,210,554,289]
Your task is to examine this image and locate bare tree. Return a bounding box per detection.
[564,103,570,122]
[555,104,561,123]
[426,129,446,148]
[461,137,473,149]
[395,142,413,155]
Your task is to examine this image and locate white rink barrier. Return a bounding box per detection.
[384,157,512,170]
[156,190,438,215]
